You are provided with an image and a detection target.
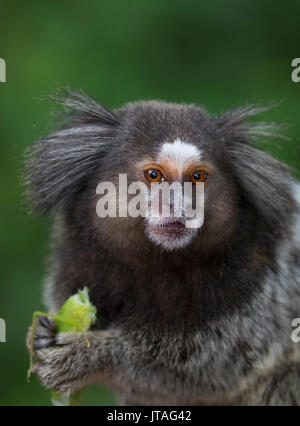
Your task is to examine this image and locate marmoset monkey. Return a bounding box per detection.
[26,91,300,405]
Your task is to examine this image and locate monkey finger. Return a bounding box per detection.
[38,316,57,333]
[34,336,56,349]
[34,326,56,339]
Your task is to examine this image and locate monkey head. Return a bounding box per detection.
[26,92,293,258]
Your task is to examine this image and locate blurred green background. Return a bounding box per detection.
[0,0,299,406]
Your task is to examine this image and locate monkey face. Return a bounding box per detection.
[93,102,239,252]
[134,144,237,250]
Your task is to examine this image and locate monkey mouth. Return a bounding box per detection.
[151,217,186,230]
[149,218,188,239]
[146,217,195,249]
[149,217,186,231]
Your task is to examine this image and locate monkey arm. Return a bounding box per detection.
[28,316,300,404]
[27,317,127,395]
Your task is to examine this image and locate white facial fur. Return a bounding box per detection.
[157,138,202,177]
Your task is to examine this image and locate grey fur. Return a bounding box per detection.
[26,92,300,405]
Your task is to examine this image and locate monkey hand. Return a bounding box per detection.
[26,316,117,394]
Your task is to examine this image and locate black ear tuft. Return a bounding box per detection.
[25,90,120,214]
[51,89,120,127]
[216,106,294,227]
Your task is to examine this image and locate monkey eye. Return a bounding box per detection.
[144,169,164,183]
[191,171,208,183]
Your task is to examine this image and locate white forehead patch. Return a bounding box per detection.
[158,139,201,173]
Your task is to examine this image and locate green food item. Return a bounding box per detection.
[55,287,97,333]
[28,287,97,406]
